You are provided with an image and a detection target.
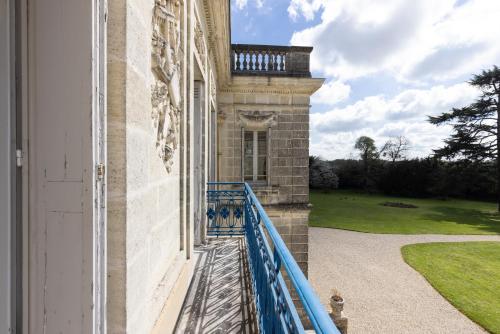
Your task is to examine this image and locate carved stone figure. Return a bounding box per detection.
[151,0,183,172]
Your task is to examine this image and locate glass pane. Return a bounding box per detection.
[244,156,253,180]
[244,131,253,180]
[244,131,253,157]
[257,155,266,180]
[258,131,267,156]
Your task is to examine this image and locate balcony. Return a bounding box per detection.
[231,44,313,77]
[175,183,340,334]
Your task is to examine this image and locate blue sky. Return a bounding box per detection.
[231,0,500,159]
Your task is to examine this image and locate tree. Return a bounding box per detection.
[354,136,378,189]
[429,65,500,210]
[355,136,378,161]
[380,135,410,162]
[309,156,339,189]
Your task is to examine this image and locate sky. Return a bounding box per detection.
[230,0,500,160]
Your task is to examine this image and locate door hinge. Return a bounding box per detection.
[97,163,105,180]
[16,149,23,167]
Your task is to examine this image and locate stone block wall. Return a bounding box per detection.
[107,1,187,333]
[218,91,310,207]
[265,205,311,326]
[265,205,310,275]
[106,0,223,331]
[218,81,319,278]
[269,107,310,205]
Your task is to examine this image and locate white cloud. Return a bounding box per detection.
[285,0,500,159]
[288,0,325,21]
[234,0,248,10]
[290,0,500,82]
[233,0,266,11]
[310,83,480,159]
[311,80,351,105]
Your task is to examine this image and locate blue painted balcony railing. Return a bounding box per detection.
[207,182,340,334]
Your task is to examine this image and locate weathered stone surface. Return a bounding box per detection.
[107,0,188,332]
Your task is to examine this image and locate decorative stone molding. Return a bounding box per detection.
[194,17,206,69]
[210,71,216,103]
[151,0,183,172]
[203,0,231,86]
[221,76,324,95]
[238,110,277,130]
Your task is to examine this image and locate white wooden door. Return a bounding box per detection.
[26,0,107,332]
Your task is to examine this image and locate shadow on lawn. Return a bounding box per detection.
[424,206,500,234]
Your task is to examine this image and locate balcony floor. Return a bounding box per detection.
[175,237,258,334]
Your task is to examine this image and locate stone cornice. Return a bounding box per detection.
[227,103,311,109]
[221,76,325,95]
[203,0,231,88]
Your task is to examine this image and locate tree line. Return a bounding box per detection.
[310,66,500,209]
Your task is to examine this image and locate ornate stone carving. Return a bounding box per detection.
[194,17,206,68]
[238,110,277,129]
[217,107,227,124]
[152,81,179,171]
[151,0,183,172]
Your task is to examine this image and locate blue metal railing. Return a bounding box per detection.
[206,182,246,236]
[207,182,340,334]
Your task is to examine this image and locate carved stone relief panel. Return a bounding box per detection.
[151,0,183,172]
[194,12,206,70]
[238,110,277,130]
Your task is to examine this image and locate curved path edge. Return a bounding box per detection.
[309,227,500,334]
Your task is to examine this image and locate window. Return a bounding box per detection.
[243,130,268,182]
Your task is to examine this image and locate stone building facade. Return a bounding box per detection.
[0,0,323,333]
[218,70,323,274]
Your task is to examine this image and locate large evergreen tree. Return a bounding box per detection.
[429,65,500,210]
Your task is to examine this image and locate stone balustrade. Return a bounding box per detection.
[231,44,313,77]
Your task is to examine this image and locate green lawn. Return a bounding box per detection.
[310,190,500,234]
[402,242,500,334]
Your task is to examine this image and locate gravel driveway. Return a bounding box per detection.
[309,227,500,334]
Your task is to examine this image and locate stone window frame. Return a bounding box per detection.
[241,127,271,186]
[238,110,276,187]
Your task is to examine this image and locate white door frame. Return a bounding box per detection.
[93,0,107,332]
[0,1,15,331]
[193,80,204,245]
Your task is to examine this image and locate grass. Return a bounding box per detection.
[309,190,500,234]
[402,242,500,334]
